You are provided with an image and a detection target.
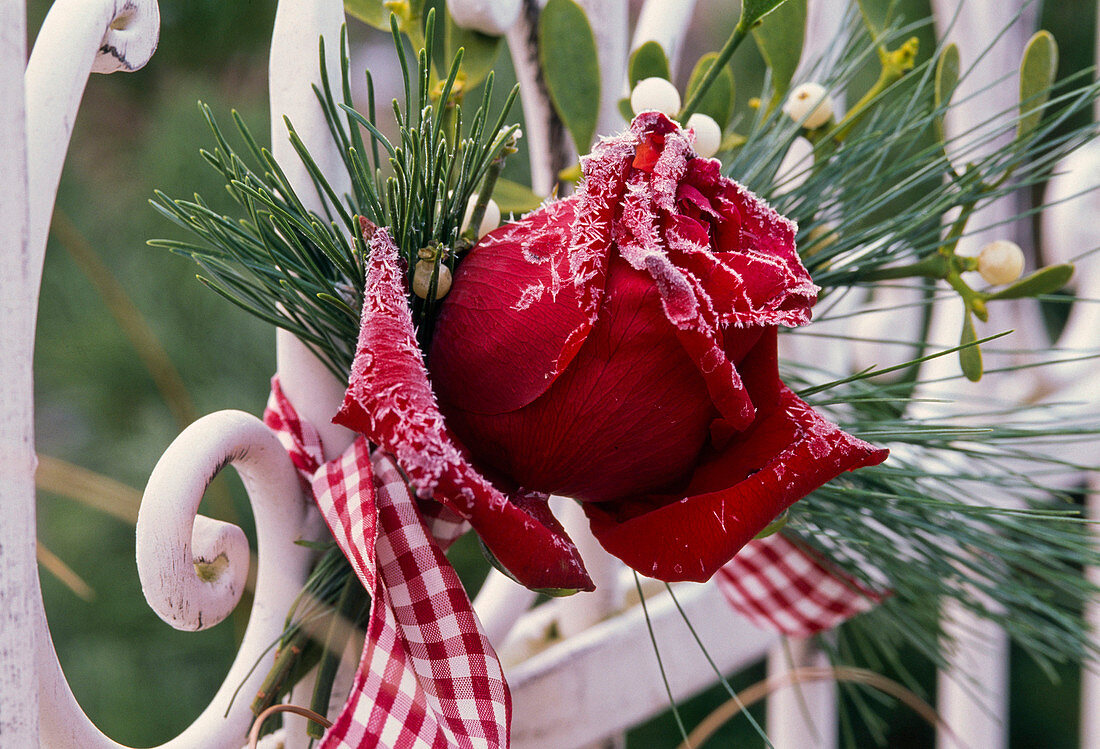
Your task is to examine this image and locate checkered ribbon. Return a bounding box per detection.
[716,533,882,637]
[265,377,510,749]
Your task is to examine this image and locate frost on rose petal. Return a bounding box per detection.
[574,115,760,429]
[490,199,573,304]
[570,134,635,321]
[334,228,455,495]
[649,125,693,214]
[335,223,593,591]
[512,281,547,312]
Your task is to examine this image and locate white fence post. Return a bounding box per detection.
[0,0,38,745]
[925,3,1039,747]
[1039,79,1100,748]
[766,639,837,749]
[1086,476,1100,749]
[269,0,356,466]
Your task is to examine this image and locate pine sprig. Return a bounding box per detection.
[787,359,1100,686]
[150,11,520,376]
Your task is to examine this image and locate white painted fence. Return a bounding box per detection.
[1,1,1098,747]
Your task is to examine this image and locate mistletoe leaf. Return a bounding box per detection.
[740,0,791,29]
[629,41,671,88]
[538,0,601,153]
[1017,30,1058,142]
[933,43,960,144]
[344,0,389,30]
[986,263,1073,300]
[618,97,634,121]
[685,53,734,126]
[752,0,805,105]
[959,307,983,382]
[445,12,503,90]
[854,0,887,37]
[492,178,544,215]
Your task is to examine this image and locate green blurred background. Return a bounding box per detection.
[30,0,1096,746]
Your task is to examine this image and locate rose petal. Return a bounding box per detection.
[677,183,721,220]
[710,326,779,448]
[432,122,638,416]
[697,161,818,327]
[584,386,888,582]
[431,200,591,414]
[336,225,593,591]
[647,122,694,215]
[613,158,757,429]
[571,124,639,319]
[651,253,756,429]
[667,159,818,328]
[441,257,715,504]
[669,243,815,328]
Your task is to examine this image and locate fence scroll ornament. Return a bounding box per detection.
[7,0,1100,747]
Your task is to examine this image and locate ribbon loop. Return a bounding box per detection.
[265,379,511,749]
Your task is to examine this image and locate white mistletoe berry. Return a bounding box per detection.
[687,113,722,158]
[783,82,834,130]
[463,195,501,239]
[448,0,521,36]
[412,260,453,300]
[977,240,1025,285]
[631,77,681,118]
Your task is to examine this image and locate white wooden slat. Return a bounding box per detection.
[266,2,357,744]
[0,0,38,745]
[17,1,159,746]
[766,639,838,749]
[508,581,778,749]
[630,0,700,79]
[926,3,1038,746]
[24,0,160,328]
[473,569,540,646]
[1085,476,1100,749]
[1040,131,1100,749]
[552,499,625,639]
[269,0,356,465]
[506,1,568,197]
[575,0,628,137]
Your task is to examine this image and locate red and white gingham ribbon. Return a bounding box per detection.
[265,377,510,749]
[716,533,882,638]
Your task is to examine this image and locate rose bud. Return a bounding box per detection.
[423,112,888,584]
[336,222,594,594]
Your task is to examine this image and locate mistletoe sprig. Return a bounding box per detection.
[719,9,1099,383]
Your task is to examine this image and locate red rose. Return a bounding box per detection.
[336,112,886,592]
